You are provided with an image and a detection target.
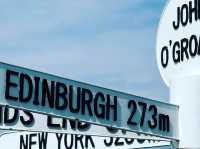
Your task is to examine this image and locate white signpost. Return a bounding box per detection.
[0,131,171,149]
[0,62,178,140]
[156,0,200,147]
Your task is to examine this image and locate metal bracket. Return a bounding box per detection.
[170,140,179,149]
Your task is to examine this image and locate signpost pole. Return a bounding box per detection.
[170,76,200,148]
[156,0,200,148]
[170,140,179,149]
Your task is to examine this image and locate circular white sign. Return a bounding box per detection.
[156,0,200,86]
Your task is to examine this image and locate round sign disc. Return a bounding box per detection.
[156,0,200,86]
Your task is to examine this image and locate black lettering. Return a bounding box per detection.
[85,136,95,148]
[42,79,55,108]
[19,73,33,102]
[69,119,76,130]
[94,92,105,119]
[106,127,118,134]
[181,38,189,61]
[5,70,19,101]
[189,35,198,57]
[138,102,147,127]
[81,88,93,116]
[114,138,124,146]
[159,114,170,132]
[20,135,28,149]
[75,135,84,149]
[62,118,67,129]
[20,110,34,126]
[55,82,68,110]
[173,41,181,63]
[56,133,63,149]
[198,36,200,55]
[104,137,113,147]
[161,46,169,68]
[4,107,18,124]
[69,86,81,113]
[47,116,61,129]
[125,138,134,145]
[127,100,137,126]
[189,0,198,23]
[199,0,200,19]
[77,122,90,131]
[106,95,117,121]
[29,133,37,149]
[38,133,48,149]
[0,106,2,124]
[64,134,73,149]
[33,77,40,106]
[181,4,189,26]
[173,7,180,30]
[137,138,145,144]
[148,105,158,129]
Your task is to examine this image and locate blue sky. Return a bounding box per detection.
[0,0,167,101]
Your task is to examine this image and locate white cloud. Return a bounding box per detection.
[0,0,168,100]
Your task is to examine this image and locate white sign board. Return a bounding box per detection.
[0,106,167,141]
[156,0,200,86]
[0,132,171,149]
[0,62,178,139]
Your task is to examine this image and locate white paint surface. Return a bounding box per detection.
[0,131,170,149]
[157,0,200,147]
[170,76,200,148]
[157,0,200,86]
